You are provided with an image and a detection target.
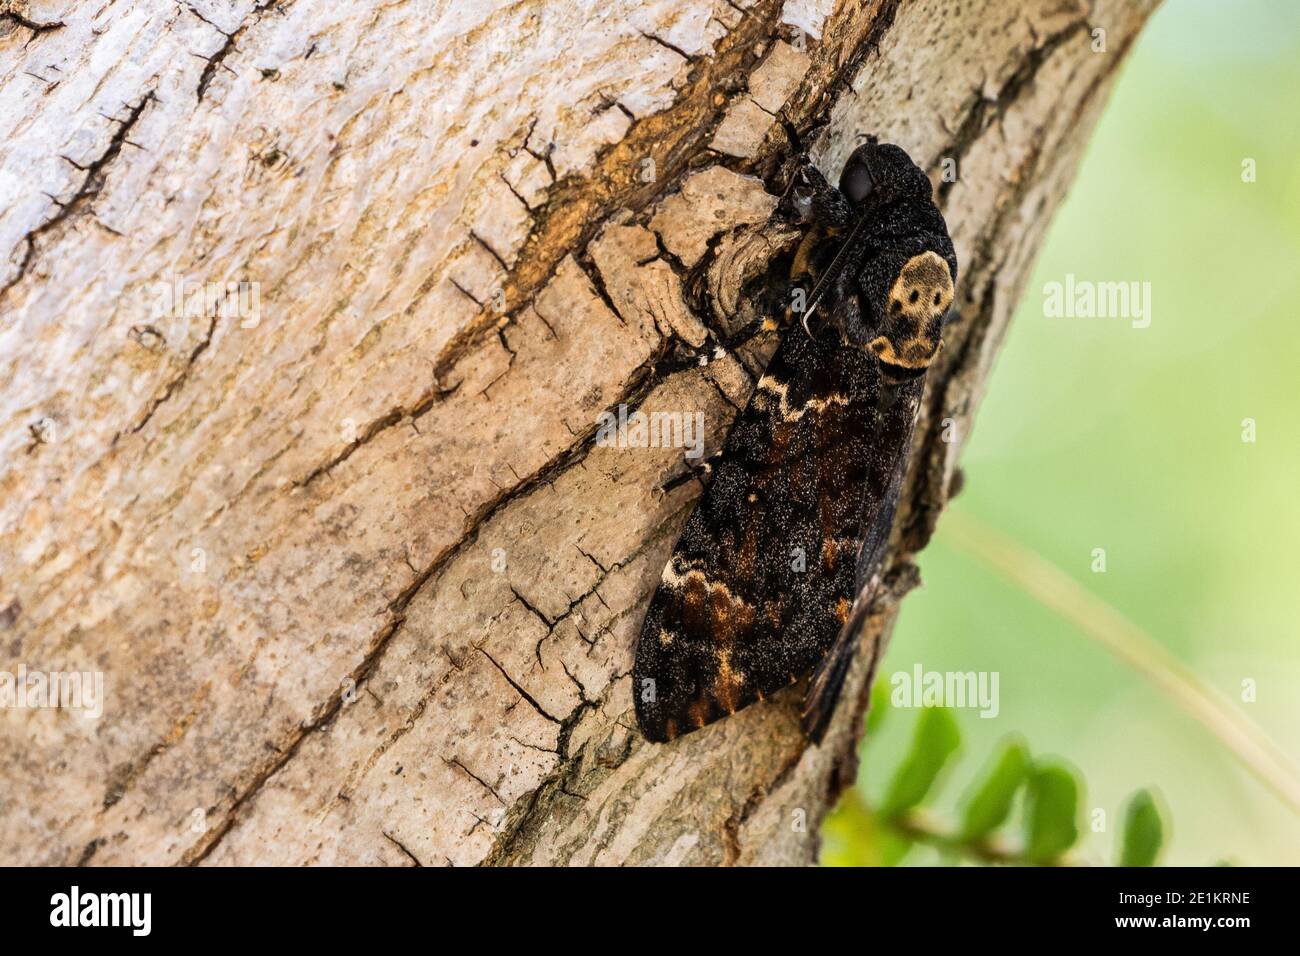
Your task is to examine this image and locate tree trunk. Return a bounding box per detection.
[0,0,1159,866]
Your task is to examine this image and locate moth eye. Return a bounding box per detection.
[933,292,942,306]
[840,162,874,203]
[908,290,920,304]
[891,299,903,313]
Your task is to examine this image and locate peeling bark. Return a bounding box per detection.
[0,0,1158,866]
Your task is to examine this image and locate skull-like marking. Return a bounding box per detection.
[868,251,954,369]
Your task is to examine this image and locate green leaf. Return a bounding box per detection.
[1119,789,1164,867]
[1024,762,1080,863]
[958,738,1030,840]
[879,707,961,818]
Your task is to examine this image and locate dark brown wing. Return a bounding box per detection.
[633,330,883,742]
[800,373,924,741]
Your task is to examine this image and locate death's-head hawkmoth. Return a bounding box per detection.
[634,138,957,744]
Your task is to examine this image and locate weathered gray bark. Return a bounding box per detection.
[0,0,1158,866]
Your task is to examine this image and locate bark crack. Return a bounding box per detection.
[117,311,219,441]
[2,10,64,35]
[1,89,155,303]
[293,381,461,487]
[193,0,284,103]
[382,830,424,866]
[479,648,562,725]
[443,756,507,804]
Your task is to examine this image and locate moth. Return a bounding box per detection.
[634,138,958,744]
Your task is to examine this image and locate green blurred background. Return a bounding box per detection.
[823,0,1300,865]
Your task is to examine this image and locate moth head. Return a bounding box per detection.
[840,140,933,208]
[867,251,954,372]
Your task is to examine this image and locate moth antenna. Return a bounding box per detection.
[801,304,818,338]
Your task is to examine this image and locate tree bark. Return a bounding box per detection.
[0,0,1158,866]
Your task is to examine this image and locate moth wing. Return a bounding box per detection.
[800,376,922,741]
[634,332,879,742]
[800,225,954,740]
